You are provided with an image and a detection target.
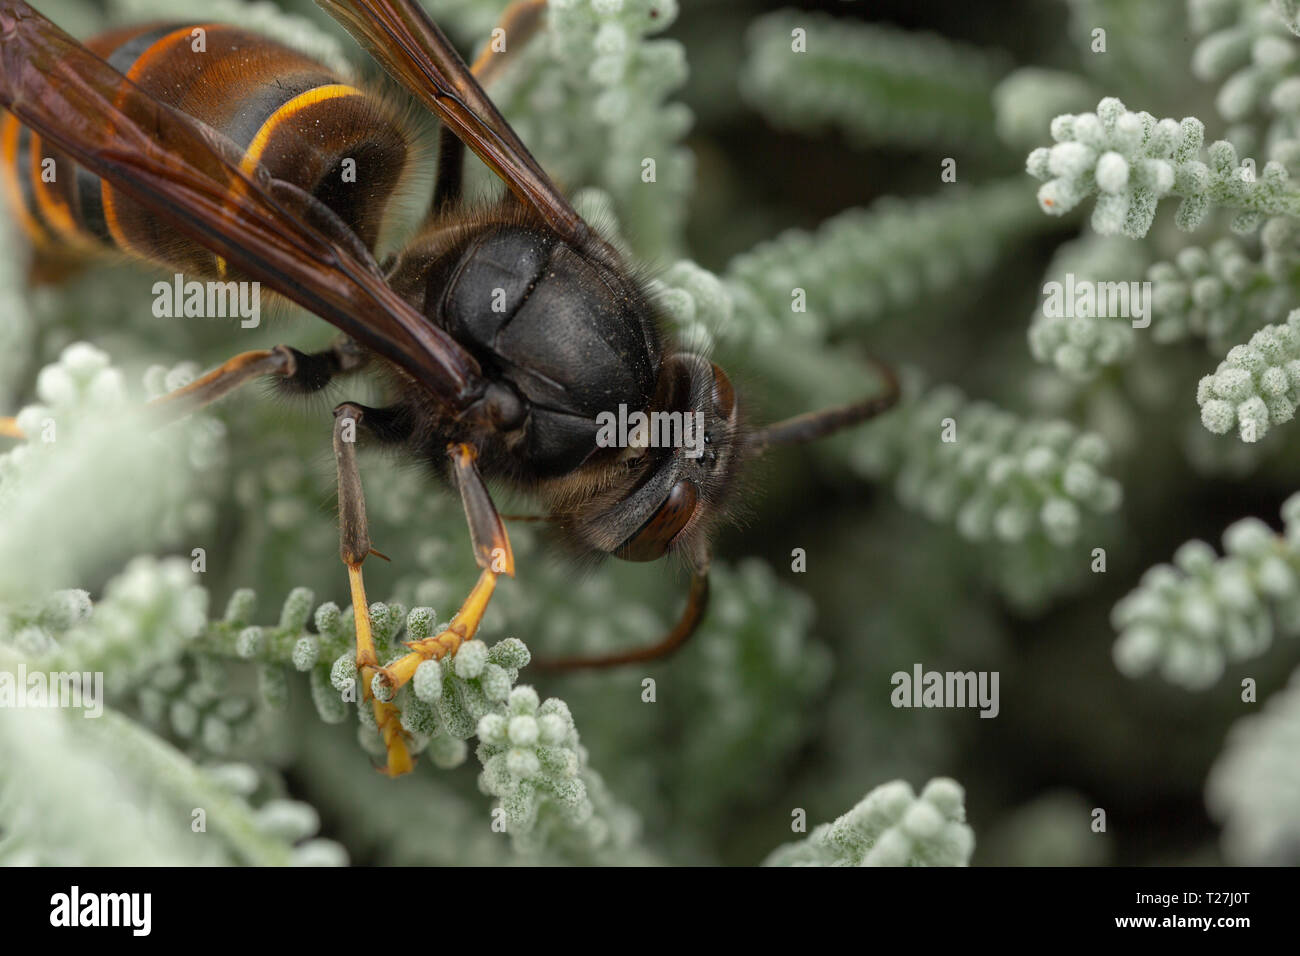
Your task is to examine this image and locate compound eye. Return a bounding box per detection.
[614,480,698,562]
[711,363,736,419]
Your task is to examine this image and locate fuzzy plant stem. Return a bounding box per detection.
[85,710,296,866]
[1113,491,1300,689]
[1027,97,1300,237]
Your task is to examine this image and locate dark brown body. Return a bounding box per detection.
[0,0,898,696]
[0,18,701,555]
[1,21,669,500]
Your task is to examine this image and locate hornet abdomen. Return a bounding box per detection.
[1,22,408,272]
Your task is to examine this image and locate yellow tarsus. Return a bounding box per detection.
[378,569,498,694]
[348,564,413,777]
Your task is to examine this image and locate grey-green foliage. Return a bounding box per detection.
[1197,308,1300,440]
[667,560,830,824]
[1006,0,1300,867]
[1112,493,1300,689]
[994,67,1100,150]
[725,178,1047,341]
[764,778,974,866]
[850,379,1122,608]
[656,233,1127,615]
[264,585,638,858]
[1018,18,1300,448]
[140,586,324,756]
[1148,220,1300,353]
[204,578,642,857]
[484,554,835,842]
[0,339,648,861]
[979,790,1113,866]
[1276,0,1300,36]
[740,10,1007,152]
[476,0,692,262]
[291,694,658,866]
[1206,665,1300,863]
[40,557,208,698]
[1064,0,1190,103]
[423,0,513,38]
[650,178,1111,607]
[476,687,640,857]
[0,194,32,409]
[0,653,342,865]
[0,558,342,865]
[1190,0,1300,156]
[595,166,1095,603]
[1027,232,1148,379]
[0,344,226,601]
[1027,97,1300,237]
[405,633,642,860]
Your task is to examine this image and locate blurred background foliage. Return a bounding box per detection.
[3,0,1299,865]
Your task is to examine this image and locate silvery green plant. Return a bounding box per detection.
[849,377,1122,608]
[764,778,974,867]
[731,0,1300,864]
[1197,308,1300,440]
[1112,493,1300,689]
[1207,666,1300,863]
[1147,227,1299,353]
[1026,97,1300,237]
[1027,233,1147,379]
[740,10,1007,152]
[1007,0,1300,861]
